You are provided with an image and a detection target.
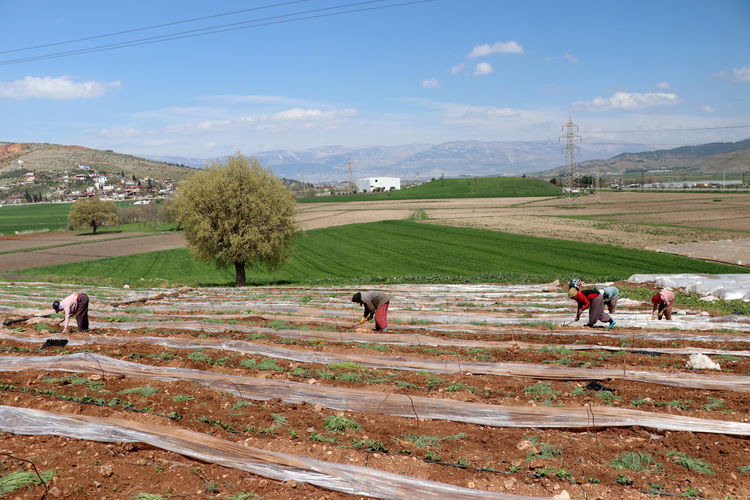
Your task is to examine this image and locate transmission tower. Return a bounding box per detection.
[347,157,354,193]
[559,117,582,204]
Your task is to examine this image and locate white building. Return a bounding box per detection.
[356,177,400,193]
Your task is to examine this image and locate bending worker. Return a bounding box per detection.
[53,292,90,334]
[651,287,675,320]
[568,279,615,329]
[352,291,390,332]
[600,286,620,313]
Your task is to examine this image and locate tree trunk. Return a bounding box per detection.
[92,220,98,234]
[234,261,246,287]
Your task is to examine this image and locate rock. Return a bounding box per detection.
[99,465,113,477]
[511,459,523,468]
[516,440,533,451]
[503,478,517,490]
[47,487,62,498]
[467,480,475,488]
[553,491,571,499]
[286,480,297,488]
[258,479,268,488]
[307,378,317,384]
[123,284,130,289]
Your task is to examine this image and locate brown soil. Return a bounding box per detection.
[1,284,749,499]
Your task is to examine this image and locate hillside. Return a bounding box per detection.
[0,142,196,180]
[537,138,750,180]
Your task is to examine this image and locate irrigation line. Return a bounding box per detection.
[2,353,750,436]
[3,330,747,393]
[0,405,531,500]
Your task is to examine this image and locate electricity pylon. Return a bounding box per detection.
[559,117,582,204]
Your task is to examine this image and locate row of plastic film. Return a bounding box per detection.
[2,353,749,436]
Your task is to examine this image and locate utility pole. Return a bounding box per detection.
[559,117,582,204]
[347,157,354,194]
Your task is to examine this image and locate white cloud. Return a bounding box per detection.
[460,107,519,120]
[451,63,466,75]
[563,53,578,63]
[572,91,681,112]
[422,78,440,89]
[711,70,728,79]
[656,81,671,89]
[0,75,120,99]
[467,41,524,58]
[734,66,750,82]
[474,62,493,76]
[701,105,715,113]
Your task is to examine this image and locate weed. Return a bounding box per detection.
[401,432,465,449]
[308,432,337,443]
[336,372,362,382]
[226,494,260,500]
[188,350,214,364]
[610,452,662,473]
[680,487,698,497]
[267,320,292,329]
[329,362,366,371]
[358,342,390,352]
[703,397,724,411]
[526,442,563,461]
[0,469,56,494]
[738,465,750,474]
[555,468,573,481]
[314,369,335,380]
[229,400,254,410]
[352,439,388,453]
[43,374,105,392]
[656,400,690,410]
[445,382,480,393]
[509,465,522,473]
[616,474,634,486]
[595,391,621,406]
[271,414,287,427]
[630,397,649,407]
[587,477,601,484]
[667,451,713,475]
[570,386,585,396]
[323,416,360,433]
[524,382,557,401]
[287,429,298,439]
[456,458,469,467]
[202,482,219,494]
[289,367,311,378]
[533,468,554,478]
[424,450,441,461]
[648,483,664,494]
[172,394,194,402]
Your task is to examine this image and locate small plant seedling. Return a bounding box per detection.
[323,416,360,433]
[616,474,634,485]
[667,451,714,475]
[610,452,662,473]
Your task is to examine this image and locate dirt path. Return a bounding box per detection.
[0,232,185,271]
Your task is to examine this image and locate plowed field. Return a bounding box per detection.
[1,281,749,499]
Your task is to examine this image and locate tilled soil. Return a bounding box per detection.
[1,283,749,498]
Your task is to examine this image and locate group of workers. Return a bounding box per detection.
[49,283,673,335]
[567,278,675,328]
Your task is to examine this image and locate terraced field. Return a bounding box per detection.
[1,281,749,499]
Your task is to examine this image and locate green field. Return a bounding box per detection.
[0,201,176,235]
[17,220,745,287]
[0,203,71,234]
[300,176,561,203]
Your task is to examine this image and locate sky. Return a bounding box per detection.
[0,0,748,159]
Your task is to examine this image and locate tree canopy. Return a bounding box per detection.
[67,196,118,234]
[173,154,298,286]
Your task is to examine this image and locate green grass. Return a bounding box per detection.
[666,451,714,475]
[610,452,662,473]
[0,203,71,234]
[300,176,561,203]
[17,219,747,287]
[0,469,56,494]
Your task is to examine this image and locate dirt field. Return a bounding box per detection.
[3,192,749,271]
[1,282,749,499]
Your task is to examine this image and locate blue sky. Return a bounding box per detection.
[0,0,748,158]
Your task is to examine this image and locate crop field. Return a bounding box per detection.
[1,281,750,499]
[14,220,745,287]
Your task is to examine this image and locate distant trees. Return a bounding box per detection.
[68,196,118,234]
[173,154,298,286]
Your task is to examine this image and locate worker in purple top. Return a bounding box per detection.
[352,291,390,332]
[53,292,90,333]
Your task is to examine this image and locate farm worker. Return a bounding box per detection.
[52,292,90,334]
[651,287,675,320]
[352,291,390,332]
[568,287,616,329]
[600,286,620,313]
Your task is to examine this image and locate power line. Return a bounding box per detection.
[0,0,310,55]
[583,124,750,134]
[0,0,434,66]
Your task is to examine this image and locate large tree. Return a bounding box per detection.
[68,196,118,234]
[173,154,297,286]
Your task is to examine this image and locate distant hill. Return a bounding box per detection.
[0,142,197,180]
[147,140,652,182]
[536,138,750,180]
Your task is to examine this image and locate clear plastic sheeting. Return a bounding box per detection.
[629,273,750,301]
[3,353,750,436]
[3,331,750,392]
[0,405,534,500]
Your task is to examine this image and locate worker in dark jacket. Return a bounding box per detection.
[352,291,390,332]
[568,286,615,329]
